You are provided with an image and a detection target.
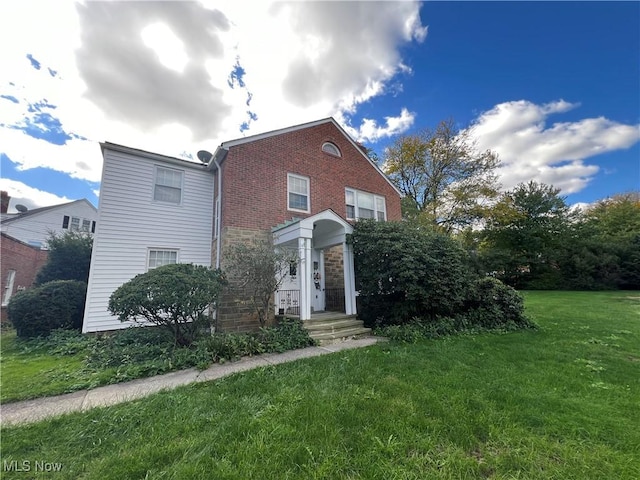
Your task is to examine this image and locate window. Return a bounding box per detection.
[63,215,95,232]
[322,142,341,157]
[154,166,183,204]
[345,188,386,221]
[2,270,16,306]
[148,249,178,269]
[288,174,310,212]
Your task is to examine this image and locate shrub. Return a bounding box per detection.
[108,264,226,346]
[8,280,87,338]
[465,277,534,330]
[350,220,473,326]
[35,231,93,285]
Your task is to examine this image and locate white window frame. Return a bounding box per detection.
[147,249,179,270]
[153,166,184,205]
[287,173,310,213]
[2,270,16,306]
[345,188,386,221]
[70,216,81,231]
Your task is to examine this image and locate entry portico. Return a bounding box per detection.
[272,209,356,321]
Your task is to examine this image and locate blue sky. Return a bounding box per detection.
[1,1,638,213]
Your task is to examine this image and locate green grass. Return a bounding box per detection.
[0,332,116,403]
[2,291,639,479]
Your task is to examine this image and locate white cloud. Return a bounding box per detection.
[338,108,416,143]
[0,0,424,206]
[0,179,72,212]
[468,100,640,194]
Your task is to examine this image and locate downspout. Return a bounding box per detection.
[210,147,228,269]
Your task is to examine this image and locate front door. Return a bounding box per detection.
[311,249,325,312]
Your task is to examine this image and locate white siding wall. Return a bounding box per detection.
[82,148,214,332]
[0,200,97,247]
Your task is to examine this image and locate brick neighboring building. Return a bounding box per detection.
[82,117,402,334]
[1,233,48,324]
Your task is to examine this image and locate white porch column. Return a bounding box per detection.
[343,242,357,316]
[299,237,313,320]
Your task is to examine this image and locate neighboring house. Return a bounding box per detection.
[0,195,98,249]
[82,117,402,334]
[0,233,48,324]
[0,193,98,324]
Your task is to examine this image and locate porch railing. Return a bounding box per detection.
[325,288,345,313]
[276,289,300,316]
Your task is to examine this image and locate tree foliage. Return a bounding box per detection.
[108,264,226,346]
[479,186,640,290]
[35,231,93,285]
[8,280,87,338]
[384,119,500,233]
[480,181,579,288]
[225,238,298,327]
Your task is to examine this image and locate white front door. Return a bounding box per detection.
[311,249,325,312]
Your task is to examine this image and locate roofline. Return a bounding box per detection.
[100,142,211,171]
[217,117,403,197]
[0,198,97,224]
[220,117,335,148]
[1,232,48,250]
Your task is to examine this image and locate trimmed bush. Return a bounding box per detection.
[8,280,87,338]
[108,263,226,346]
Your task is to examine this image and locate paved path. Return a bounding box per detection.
[1,337,381,427]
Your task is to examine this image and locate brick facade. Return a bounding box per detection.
[1,233,48,324]
[219,121,401,232]
[212,120,402,332]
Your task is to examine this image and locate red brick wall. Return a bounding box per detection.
[220,121,402,231]
[1,233,48,324]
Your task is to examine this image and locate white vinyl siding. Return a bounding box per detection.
[0,200,97,248]
[82,148,214,333]
[345,188,386,221]
[148,249,178,269]
[154,166,183,204]
[288,174,310,212]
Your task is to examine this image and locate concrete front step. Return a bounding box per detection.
[302,314,372,344]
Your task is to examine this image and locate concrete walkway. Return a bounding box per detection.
[1,337,382,427]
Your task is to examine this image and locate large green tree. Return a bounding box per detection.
[384,119,500,233]
[481,181,579,289]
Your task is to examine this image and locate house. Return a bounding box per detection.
[82,118,402,335]
[0,233,48,324]
[0,193,98,323]
[0,194,98,248]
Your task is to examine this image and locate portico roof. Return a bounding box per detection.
[272,209,353,249]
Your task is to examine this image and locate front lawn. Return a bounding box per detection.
[1,291,639,479]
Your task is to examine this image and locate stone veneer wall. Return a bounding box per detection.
[215,226,272,333]
[323,245,344,289]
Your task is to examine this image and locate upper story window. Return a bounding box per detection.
[288,173,310,213]
[63,216,96,233]
[346,188,386,221]
[148,249,178,270]
[322,142,341,157]
[154,166,183,205]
